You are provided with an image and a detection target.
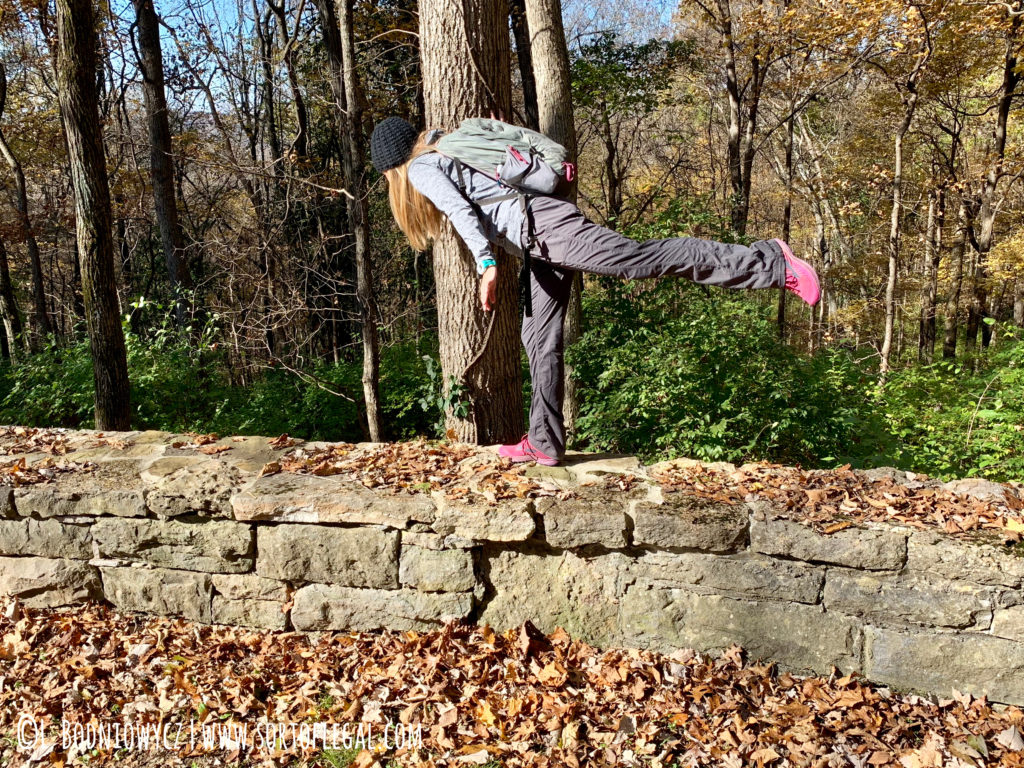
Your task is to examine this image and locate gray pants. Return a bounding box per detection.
[519,194,787,461]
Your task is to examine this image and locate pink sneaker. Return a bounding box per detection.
[498,433,559,466]
[775,238,820,307]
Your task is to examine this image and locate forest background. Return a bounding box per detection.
[1,0,1023,481]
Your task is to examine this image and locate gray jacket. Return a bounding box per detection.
[406,152,526,275]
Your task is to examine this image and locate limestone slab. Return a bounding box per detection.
[231,471,434,526]
[943,477,1016,505]
[630,495,748,552]
[823,573,999,630]
[536,492,629,549]
[15,462,147,518]
[1,487,13,517]
[563,454,644,485]
[620,582,862,674]
[0,556,100,608]
[906,530,1024,587]
[91,517,253,573]
[750,502,906,569]
[430,493,535,542]
[256,524,398,587]
[211,573,288,601]
[864,625,1024,705]
[101,566,212,623]
[823,570,994,629]
[290,583,471,631]
[212,596,288,630]
[0,518,92,559]
[992,605,1024,641]
[479,547,631,647]
[399,545,474,592]
[632,551,823,604]
[141,456,241,517]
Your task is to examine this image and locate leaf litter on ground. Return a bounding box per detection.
[0,600,1022,768]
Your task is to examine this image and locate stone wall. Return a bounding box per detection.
[2,429,1024,707]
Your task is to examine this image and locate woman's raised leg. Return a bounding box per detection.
[526,195,787,290]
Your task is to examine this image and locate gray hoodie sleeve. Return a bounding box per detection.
[407,155,495,275]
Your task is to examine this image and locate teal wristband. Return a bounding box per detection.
[480,258,497,270]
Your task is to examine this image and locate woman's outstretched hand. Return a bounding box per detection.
[480,265,497,311]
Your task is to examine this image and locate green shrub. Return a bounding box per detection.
[880,331,1024,481]
[566,277,890,467]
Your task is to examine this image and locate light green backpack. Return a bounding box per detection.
[432,117,573,195]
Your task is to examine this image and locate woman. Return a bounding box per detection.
[370,116,820,468]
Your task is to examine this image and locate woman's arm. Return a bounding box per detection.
[407,156,496,276]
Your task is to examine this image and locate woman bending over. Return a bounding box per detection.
[371,116,820,468]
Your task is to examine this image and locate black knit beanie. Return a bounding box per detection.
[370,116,419,173]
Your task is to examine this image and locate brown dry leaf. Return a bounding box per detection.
[258,461,282,478]
[350,749,380,768]
[996,725,1024,750]
[1005,517,1024,533]
[268,434,299,448]
[197,444,232,455]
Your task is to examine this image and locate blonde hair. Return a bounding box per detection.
[384,132,445,252]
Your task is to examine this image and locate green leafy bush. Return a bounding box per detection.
[881,332,1024,481]
[566,277,890,467]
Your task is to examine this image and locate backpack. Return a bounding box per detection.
[426,117,577,317]
[433,117,575,195]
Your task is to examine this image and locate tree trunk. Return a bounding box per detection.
[919,187,943,362]
[1014,280,1023,327]
[133,0,193,313]
[942,200,969,359]
[254,5,283,168]
[0,236,24,360]
[969,11,1020,350]
[509,0,539,131]
[267,0,310,159]
[419,0,523,445]
[55,0,131,430]
[778,103,795,338]
[337,0,383,441]
[879,85,920,380]
[524,0,581,443]
[713,0,744,235]
[0,63,52,347]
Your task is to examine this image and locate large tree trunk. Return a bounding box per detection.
[0,63,52,347]
[133,0,193,311]
[420,0,522,445]
[524,0,581,444]
[0,236,24,360]
[55,0,131,430]
[337,0,383,441]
